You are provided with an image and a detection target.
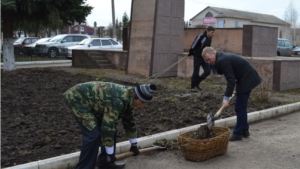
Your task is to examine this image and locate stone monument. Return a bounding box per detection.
[126,0,184,77]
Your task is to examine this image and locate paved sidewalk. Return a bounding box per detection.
[118,111,300,169]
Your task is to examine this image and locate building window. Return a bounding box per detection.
[279,31,282,38]
[218,20,224,28]
[235,20,239,28]
[80,26,84,32]
[205,12,213,17]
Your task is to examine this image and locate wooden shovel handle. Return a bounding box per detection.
[214,104,226,118]
[214,94,235,118]
[115,146,159,160]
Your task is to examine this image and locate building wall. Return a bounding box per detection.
[60,25,94,35]
[190,7,291,41]
[290,28,300,45]
[190,8,219,27]
[220,18,291,39]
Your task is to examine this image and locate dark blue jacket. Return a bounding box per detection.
[190,31,212,58]
[215,52,262,96]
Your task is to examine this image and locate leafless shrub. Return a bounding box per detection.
[250,59,273,102]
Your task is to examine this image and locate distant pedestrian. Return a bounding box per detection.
[202,47,262,141]
[188,26,215,92]
[63,82,157,169]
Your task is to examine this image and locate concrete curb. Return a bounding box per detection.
[4,102,300,169]
[0,60,71,69]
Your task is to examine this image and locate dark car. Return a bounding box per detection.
[22,38,51,56]
[292,47,300,57]
[13,37,39,55]
[277,38,299,56]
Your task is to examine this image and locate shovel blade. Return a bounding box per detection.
[207,112,214,130]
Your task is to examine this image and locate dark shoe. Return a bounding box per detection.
[229,134,242,141]
[98,162,126,169]
[195,85,202,90]
[243,130,250,137]
[190,88,197,92]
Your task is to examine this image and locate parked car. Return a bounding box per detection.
[13,37,39,55]
[22,38,51,56]
[277,38,299,56]
[66,38,123,59]
[34,34,90,58]
[292,47,300,57]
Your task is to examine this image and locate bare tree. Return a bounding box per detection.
[284,1,299,42]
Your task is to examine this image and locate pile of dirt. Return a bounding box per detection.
[190,125,215,139]
[0,68,295,167]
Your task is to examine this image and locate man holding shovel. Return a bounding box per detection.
[202,47,262,141]
[63,82,156,169]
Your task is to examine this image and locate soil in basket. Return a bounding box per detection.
[190,125,216,139]
[154,126,218,153]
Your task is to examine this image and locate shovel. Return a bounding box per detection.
[207,94,235,130]
[115,145,167,160]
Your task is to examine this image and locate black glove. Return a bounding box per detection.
[106,154,116,163]
[188,48,194,56]
[130,143,140,156]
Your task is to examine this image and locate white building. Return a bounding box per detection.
[190,6,291,40]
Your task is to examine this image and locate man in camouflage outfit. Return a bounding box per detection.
[63,82,157,169]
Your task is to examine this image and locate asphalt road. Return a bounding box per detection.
[114,111,300,169]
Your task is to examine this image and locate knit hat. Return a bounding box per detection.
[134,84,156,103]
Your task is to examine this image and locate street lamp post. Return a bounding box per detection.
[120,22,123,44]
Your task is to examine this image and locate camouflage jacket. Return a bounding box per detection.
[62,82,136,146]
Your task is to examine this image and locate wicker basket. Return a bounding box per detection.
[178,126,230,162]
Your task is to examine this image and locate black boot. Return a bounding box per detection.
[98,154,125,169]
[229,134,242,141]
[98,162,125,169]
[195,84,202,90]
[243,130,250,137]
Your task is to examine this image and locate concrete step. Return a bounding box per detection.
[86,51,115,69]
[90,55,107,60]
[94,60,111,64]
[97,64,115,69]
[85,51,103,55]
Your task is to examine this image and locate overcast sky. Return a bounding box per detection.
[85,0,300,27]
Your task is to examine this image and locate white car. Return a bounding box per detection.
[34,34,90,58]
[67,38,123,58]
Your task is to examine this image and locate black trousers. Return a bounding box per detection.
[191,56,210,88]
[74,117,117,169]
[233,90,252,136]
